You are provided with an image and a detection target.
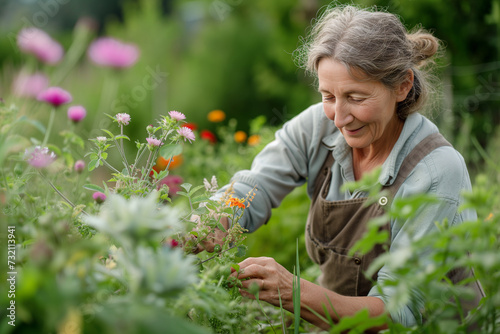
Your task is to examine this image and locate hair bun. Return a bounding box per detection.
[407,29,440,66]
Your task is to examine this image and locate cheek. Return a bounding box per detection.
[323,103,335,121]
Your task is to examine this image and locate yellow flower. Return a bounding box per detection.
[234,131,247,143]
[486,212,494,221]
[207,109,226,123]
[247,134,261,146]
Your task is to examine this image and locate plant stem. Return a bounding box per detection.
[196,244,238,265]
[42,108,56,147]
[102,159,120,174]
[37,169,88,216]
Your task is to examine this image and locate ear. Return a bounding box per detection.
[395,69,414,102]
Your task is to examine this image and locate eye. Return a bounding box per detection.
[322,95,335,102]
[349,96,365,103]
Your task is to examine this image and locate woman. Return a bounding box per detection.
[199,5,484,331]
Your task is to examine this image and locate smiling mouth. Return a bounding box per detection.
[344,126,364,134]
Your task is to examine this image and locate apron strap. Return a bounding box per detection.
[385,132,452,196]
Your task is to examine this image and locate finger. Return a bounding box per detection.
[234,264,264,280]
[240,278,265,290]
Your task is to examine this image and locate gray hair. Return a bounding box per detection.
[295,5,441,119]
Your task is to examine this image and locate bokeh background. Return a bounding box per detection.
[1,0,499,270]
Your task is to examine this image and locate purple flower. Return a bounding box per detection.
[12,71,48,98]
[25,146,56,169]
[146,137,163,147]
[87,37,139,69]
[177,127,195,143]
[168,110,186,121]
[67,105,87,123]
[17,28,64,65]
[74,160,85,173]
[115,113,131,126]
[92,191,106,204]
[37,87,72,107]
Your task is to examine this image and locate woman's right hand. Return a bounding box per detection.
[191,216,229,254]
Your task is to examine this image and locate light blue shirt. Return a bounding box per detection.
[223,102,476,326]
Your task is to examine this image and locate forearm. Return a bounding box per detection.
[288,279,388,332]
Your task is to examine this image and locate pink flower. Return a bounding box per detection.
[12,71,48,98]
[25,146,56,168]
[17,28,64,65]
[92,191,106,204]
[67,105,87,123]
[74,160,85,173]
[157,175,183,196]
[37,87,72,107]
[115,113,131,126]
[87,37,139,69]
[146,137,163,148]
[168,110,186,121]
[177,127,195,143]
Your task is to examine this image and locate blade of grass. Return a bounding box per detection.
[293,239,301,334]
[256,292,278,334]
[277,286,287,334]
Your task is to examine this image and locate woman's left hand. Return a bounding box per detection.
[230,257,295,308]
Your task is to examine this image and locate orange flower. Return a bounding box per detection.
[247,134,261,146]
[234,131,247,143]
[207,109,226,123]
[226,197,245,209]
[155,154,183,171]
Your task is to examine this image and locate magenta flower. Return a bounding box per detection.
[115,113,131,126]
[37,87,72,107]
[168,110,186,121]
[177,127,196,143]
[12,71,48,98]
[87,37,139,69]
[92,191,106,204]
[74,160,85,173]
[67,105,87,123]
[17,28,64,65]
[157,175,183,196]
[25,146,56,169]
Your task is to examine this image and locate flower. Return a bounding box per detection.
[37,87,72,107]
[168,110,186,121]
[157,175,183,196]
[87,37,139,69]
[207,109,226,123]
[17,27,64,65]
[96,136,107,143]
[226,197,246,209]
[67,105,87,123]
[200,129,217,144]
[25,146,56,169]
[92,191,107,204]
[146,137,163,148]
[155,154,183,171]
[115,113,131,126]
[247,134,261,147]
[74,160,85,173]
[177,127,196,143]
[12,71,48,98]
[234,131,247,143]
[182,123,198,131]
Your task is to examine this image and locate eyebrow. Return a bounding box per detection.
[318,87,367,95]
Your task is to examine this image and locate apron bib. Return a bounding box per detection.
[305,132,484,305]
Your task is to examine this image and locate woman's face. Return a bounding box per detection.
[317,58,410,151]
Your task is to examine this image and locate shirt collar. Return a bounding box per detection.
[321,113,427,186]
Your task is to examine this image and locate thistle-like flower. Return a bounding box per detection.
[115,113,131,126]
[88,37,139,69]
[177,127,195,143]
[25,146,56,168]
[17,27,64,65]
[168,110,186,121]
[67,105,87,123]
[146,137,163,150]
[37,87,72,107]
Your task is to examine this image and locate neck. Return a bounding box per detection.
[352,117,404,180]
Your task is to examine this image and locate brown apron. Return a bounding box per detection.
[305,133,484,308]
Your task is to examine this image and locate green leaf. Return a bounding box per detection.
[88,160,99,171]
[180,183,192,193]
[188,184,205,196]
[236,246,246,257]
[101,129,115,139]
[101,152,108,160]
[114,134,130,141]
[160,144,183,159]
[216,221,227,233]
[83,184,105,193]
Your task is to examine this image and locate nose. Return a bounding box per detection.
[324,101,354,129]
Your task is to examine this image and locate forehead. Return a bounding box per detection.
[317,58,381,93]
